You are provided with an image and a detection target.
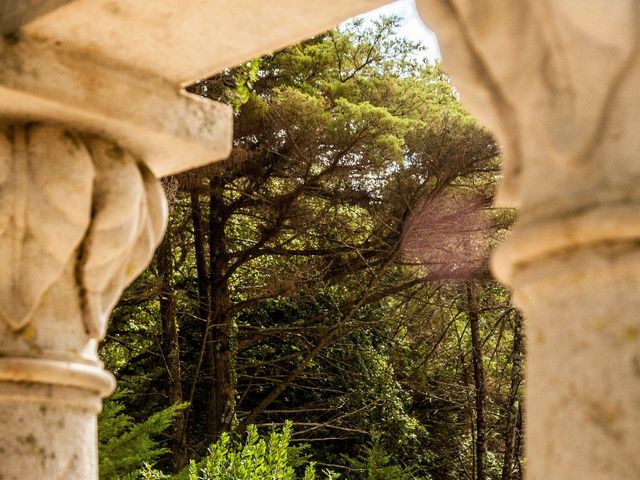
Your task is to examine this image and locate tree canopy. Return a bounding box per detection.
[99,17,523,480]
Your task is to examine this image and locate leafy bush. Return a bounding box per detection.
[99,391,186,480]
[175,422,337,480]
[344,434,423,480]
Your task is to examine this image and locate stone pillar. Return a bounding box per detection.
[417,1,640,478]
[0,21,232,476]
[0,123,167,479]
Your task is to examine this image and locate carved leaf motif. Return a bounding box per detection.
[81,136,167,338]
[422,0,637,204]
[0,124,95,330]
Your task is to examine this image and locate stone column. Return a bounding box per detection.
[417,1,640,478]
[0,123,167,478]
[0,21,232,477]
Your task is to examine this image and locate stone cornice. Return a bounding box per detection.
[0,37,233,177]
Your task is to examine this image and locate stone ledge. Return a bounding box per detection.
[23,0,391,85]
[492,201,640,283]
[0,37,233,177]
[0,357,115,397]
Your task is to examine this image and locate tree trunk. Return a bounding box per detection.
[514,401,524,480]
[157,232,188,470]
[206,175,235,439]
[501,311,524,480]
[467,282,486,480]
[190,188,210,323]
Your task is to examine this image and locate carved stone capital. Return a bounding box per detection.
[0,122,167,479]
[418,0,639,214]
[417,0,640,280]
[417,1,640,478]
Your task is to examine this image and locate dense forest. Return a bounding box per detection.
[98,18,524,480]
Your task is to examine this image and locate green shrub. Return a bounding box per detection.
[99,391,186,480]
[101,401,336,480]
[176,422,337,480]
[343,434,422,480]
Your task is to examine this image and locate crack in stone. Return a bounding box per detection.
[73,135,98,338]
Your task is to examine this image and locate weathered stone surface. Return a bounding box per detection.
[417,0,640,478]
[514,244,640,480]
[0,38,233,177]
[0,383,100,480]
[23,0,390,84]
[0,124,94,331]
[0,123,167,340]
[0,123,167,479]
[0,0,72,33]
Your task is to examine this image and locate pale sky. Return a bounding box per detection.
[349,0,441,62]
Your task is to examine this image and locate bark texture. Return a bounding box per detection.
[468,282,486,480]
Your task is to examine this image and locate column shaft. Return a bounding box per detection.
[515,245,640,479]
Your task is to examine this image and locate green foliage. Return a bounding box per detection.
[171,422,335,480]
[232,58,261,110]
[99,391,186,480]
[344,434,420,480]
[103,14,522,480]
